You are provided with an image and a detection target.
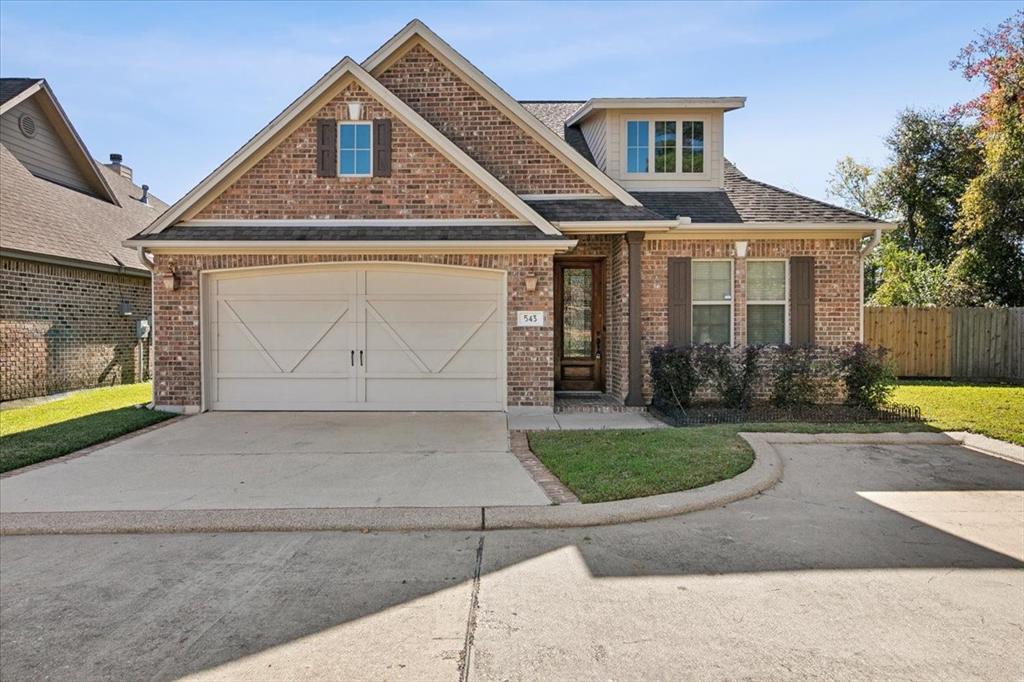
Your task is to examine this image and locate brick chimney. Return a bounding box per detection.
[106,153,132,181]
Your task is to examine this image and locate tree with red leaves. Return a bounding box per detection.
[946,11,1024,306]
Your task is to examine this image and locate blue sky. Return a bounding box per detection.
[1,1,1015,204]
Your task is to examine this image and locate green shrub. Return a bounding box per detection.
[841,343,895,408]
[769,345,821,407]
[650,345,701,412]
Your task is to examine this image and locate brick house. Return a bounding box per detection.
[126,20,888,414]
[1,78,167,401]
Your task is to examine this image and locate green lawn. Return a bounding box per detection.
[528,422,930,504]
[893,380,1024,446]
[0,383,174,473]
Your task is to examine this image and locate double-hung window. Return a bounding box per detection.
[626,120,649,173]
[746,260,788,345]
[692,260,733,344]
[339,122,372,176]
[625,118,704,174]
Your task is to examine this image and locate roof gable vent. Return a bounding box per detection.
[17,113,36,138]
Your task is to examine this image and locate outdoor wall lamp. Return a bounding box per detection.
[119,301,134,316]
[524,275,538,292]
[735,240,749,258]
[162,270,180,291]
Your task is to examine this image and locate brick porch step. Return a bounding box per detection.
[554,392,649,414]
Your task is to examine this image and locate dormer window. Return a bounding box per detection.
[625,118,705,175]
[626,120,649,173]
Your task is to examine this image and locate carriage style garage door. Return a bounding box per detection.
[203,264,506,411]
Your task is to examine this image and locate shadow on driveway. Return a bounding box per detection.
[1,440,1022,680]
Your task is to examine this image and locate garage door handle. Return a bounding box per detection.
[351,350,355,366]
[359,350,364,366]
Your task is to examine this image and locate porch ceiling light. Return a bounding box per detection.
[735,240,748,258]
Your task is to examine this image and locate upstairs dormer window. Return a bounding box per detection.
[626,120,649,173]
[625,118,705,175]
[339,122,372,176]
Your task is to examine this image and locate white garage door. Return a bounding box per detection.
[203,264,506,411]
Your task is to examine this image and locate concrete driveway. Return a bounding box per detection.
[1,438,1021,681]
[0,412,550,510]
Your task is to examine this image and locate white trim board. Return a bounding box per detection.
[141,58,561,236]
[362,20,641,207]
[566,97,747,128]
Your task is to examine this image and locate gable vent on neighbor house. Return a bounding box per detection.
[17,113,36,138]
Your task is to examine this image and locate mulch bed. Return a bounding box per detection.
[652,402,922,427]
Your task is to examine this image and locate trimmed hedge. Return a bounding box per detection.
[650,343,895,416]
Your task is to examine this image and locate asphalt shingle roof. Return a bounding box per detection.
[133,224,567,242]
[0,78,39,106]
[519,100,880,225]
[1,144,168,271]
[526,199,664,222]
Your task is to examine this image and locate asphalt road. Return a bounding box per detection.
[2,441,1022,681]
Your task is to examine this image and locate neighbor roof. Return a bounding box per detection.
[0,78,40,106]
[1,144,167,273]
[523,101,881,225]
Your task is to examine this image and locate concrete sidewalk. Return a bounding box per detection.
[0,412,550,511]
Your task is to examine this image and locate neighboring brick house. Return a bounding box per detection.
[126,20,888,414]
[1,78,166,401]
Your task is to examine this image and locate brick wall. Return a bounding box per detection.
[378,44,599,196]
[1,257,151,401]
[151,253,553,409]
[196,81,514,221]
[639,238,862,400]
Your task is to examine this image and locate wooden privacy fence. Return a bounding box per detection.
[864,307,1024,381]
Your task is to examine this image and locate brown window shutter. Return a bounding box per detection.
[668,257,692,345]
[316,119,336,177]
[373,118,392,177]
[790,256,816,346]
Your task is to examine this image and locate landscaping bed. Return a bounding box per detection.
[652,402,921,427]
[0,383,174,473]
[527,422,932,504]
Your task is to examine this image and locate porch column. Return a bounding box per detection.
[625,231,645,407]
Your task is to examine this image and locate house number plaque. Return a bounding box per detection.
[516,311,544,327]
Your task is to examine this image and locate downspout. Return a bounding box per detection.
[137,247,156,408]
[858,228,882,342]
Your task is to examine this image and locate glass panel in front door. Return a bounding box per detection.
[563,267,593,358]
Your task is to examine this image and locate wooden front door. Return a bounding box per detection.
[554,259,605,391]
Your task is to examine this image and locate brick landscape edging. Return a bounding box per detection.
[508,431,580,505]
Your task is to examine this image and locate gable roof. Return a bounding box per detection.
[526,102,882,226]
[0,78,119,206]
[362,20,641,207]
[142,58,560,236]
[1,144,166,273]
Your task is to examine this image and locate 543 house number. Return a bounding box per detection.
[516,311,544,327]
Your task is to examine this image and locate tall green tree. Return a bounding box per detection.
[946,11,1024,306]
[879,110,983,265]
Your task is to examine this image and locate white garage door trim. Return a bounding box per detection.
[200,262,507,411]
